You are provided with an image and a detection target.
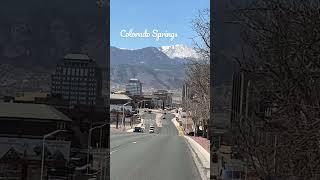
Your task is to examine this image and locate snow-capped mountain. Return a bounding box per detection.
[110,46,186,90]
[110,44,203,90]
[158,44,199,60]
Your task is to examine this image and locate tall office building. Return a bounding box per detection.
[182,83,191,103]
[125,78,142,96]
[51,54,102,106]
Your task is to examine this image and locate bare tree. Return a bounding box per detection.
[232,0,320,179]
[182,8,210,138]
[184,62,210,138]
[192,8,210,60]
[184,60,210,136]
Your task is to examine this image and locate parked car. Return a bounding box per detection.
[134,127,143,133]
[149,128,154,133]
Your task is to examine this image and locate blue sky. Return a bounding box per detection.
[111,0,209,49]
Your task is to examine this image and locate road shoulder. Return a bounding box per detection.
[171,112,210,180]
[184,135,210,180]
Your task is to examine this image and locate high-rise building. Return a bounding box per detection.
[51,54,102,106]
[125,78,142,96]
[182,83,191,103]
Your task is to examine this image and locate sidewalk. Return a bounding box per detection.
[172,113,210,152]
[188,136,210,153]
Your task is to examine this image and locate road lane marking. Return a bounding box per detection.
[110,150,118,154]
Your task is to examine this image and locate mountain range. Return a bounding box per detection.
[0,1,199,95]
[110,44,198,90]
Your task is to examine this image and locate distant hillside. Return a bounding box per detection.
[110,46,194,90]
[0,0,107,96]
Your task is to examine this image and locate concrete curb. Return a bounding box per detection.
[171,118,184,136]
[184,135,210,180]
[171,116,210,179]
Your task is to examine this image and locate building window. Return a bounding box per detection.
[57,122,65,129]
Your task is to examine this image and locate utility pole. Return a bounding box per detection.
[274,135,277,174]
[122,102,131,131]
[129,110,132,128]
[116,112,119,129]
[162,101,165,110]
[40,130,68,180]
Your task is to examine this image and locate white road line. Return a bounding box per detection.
[110,149,118,154]
[111,141,139,154]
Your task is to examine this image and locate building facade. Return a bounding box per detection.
[125,79,142,97]
[110,94,132,127]
[0,102,71,179]
[51,54,102,106]
[152,90,173,108]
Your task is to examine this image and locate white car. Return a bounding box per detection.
[149,125,155,133]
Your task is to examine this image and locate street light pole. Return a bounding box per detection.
[122,102,131,131]
[98,123,107,179]
[137,100,143,109]
[40,129,68,180]
[87,124,107,174]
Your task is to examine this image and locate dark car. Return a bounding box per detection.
[134,127,143,132]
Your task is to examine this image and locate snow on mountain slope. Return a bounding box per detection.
[159,44,199,59]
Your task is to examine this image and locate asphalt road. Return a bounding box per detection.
[110,111,201,180]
